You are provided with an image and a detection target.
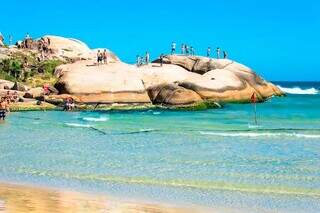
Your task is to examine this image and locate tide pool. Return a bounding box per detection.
[0,82,320,213]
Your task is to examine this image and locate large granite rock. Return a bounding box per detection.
[54,61,151,104]
[43,35,119,62]
[155,55,283,102]
[54,54,283,105]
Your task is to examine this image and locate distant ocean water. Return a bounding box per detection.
[0,81,319,213]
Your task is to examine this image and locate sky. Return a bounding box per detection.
[1,0,319,81]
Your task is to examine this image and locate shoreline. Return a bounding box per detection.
[0,181,212,213]
[8,100,222,112]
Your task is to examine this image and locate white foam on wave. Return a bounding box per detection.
[199,131,320,139]
[82,117,109,122]
[277,86,318,95]
[65,123,92,128]
[153,112,161,115]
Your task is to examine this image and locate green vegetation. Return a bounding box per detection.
[0,51,64,87]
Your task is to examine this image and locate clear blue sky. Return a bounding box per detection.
[1,0,319,81]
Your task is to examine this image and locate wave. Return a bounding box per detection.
[64,123,92,128]
[277,85,318,95]
[13,168,320,197]
[199,131,320,139]
[82,117,109,122]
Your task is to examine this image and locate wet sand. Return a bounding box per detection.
[0,182,211,213]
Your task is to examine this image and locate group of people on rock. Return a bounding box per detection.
[206,47,228,59]
[171,42,228,59]
[0,32,51,55]
[96,49,108,65]
[136,51,150,67]
[171,42,195,56]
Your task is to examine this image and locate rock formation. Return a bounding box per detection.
[0,35,284,110]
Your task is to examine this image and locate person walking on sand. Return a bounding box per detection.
[145,51,150,65]
[103,49,108,64]
[207,47,211,57]
[171,42,176,55]
[216,47,221,59]
[223,51,228,59]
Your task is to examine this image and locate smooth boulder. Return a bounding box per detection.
[147,83,203,105]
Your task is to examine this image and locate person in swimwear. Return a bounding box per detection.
[0,97,9,120]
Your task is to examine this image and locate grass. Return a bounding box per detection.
[0,51,64,87]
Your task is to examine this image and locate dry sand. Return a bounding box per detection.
[0,182,213,213]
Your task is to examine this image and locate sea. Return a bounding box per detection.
[0,81,319,213]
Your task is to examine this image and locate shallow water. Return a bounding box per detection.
[0,82,320,213]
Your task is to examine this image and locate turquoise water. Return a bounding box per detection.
[0,82,320,212]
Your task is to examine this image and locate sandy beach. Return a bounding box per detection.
[0,182,211,213]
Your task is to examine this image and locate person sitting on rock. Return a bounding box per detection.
[5,91,13,102]
[171,42,176,55]
[12,91,19,103]
[103,49,108,64]
[43,84,50,95]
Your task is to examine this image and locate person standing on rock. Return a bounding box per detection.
[145,51,150,65]
[185,45,190,55]
[159,54,164,67]
[181,44,185,55]
[223,51,228,59]
[190,46,195,56]
[171,42,176,54]
[97,50,103,65]
[25,33,31,40]
[0,32,4,47]
[136,55,140,67]
[103,49,108,64]
[207,47,211,57]
[216,47,221,59]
